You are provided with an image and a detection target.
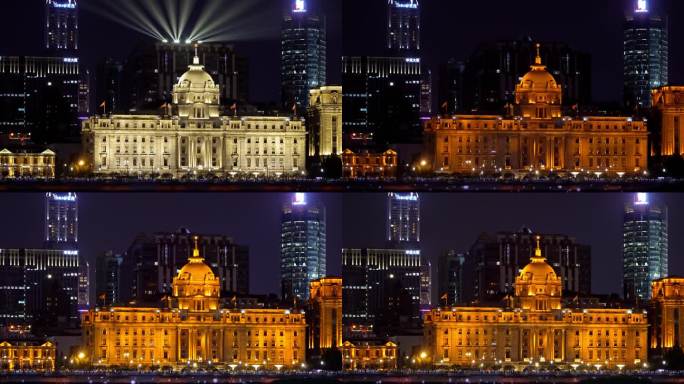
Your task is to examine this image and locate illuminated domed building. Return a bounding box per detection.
[81,238,306,370]
[423,237,648,370]
[424,44,649,176]
[82,48,307,178]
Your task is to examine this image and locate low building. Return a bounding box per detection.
[82,51,306,178]
[423,237,648,370]
[423,45,648,176]
[81,238,306,370]
[0,339,56,372]
[0,149,55,179]
[308,277,343,352]
[342,149,397,178]
[650,277,684,351]
[341,340,397,371]
[652,86,684,157]
[308,86,342,157]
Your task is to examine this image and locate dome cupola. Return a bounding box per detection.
[515,44,563,119]
[514,236,563,311]
[172,44,221,120]
[172,236,220,311]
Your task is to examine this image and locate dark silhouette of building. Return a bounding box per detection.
[341,248,422,337]
[119,42,248,113]
[437,250,465,306]
[120,229,249,302]
[459,229,591,304]
[95,251,122,307]
[440,38,591,114]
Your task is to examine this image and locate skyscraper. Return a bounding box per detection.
[45,0,78,52]
[281,193,326,303]
[387,193,420,245]
[45,192,78,249]
[281,0,327,110]
[387,0,420,53]
[95,251,122,307]
[341,248,422,336]
[624,0,669,110]
[623,193,669,302]
[44,192,88,308]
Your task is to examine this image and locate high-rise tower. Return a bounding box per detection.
[281,0,327,110]
[387,0,420,53]
[387,193,420,245]
[623,193,669,302]
[624,0,668,110]
[281,193,326,303]
[45,193,78,249]
[46,0,79,52]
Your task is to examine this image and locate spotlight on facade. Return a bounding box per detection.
[185,39,193,44]
[173,39,180,44]
[162,39,168,43]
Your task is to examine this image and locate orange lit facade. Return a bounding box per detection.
[424,238,648,370]
[0,340,56,372]
[81,239,306,370]
[424,46,648,176]
[0,149,55,179]
[650,277,684,350]
[308,277,343,351]
[652,86,684,156]
[342,149,397,178]
[341,341,398,371]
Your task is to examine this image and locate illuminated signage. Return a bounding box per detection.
[293,193,306,205]
[63,250,79,256]
[51,1,76,9]
[636,0,648,13]
[50,193,77,202]
[294,0,306,12]
[405,250,421,256]
[394,1,418,9]
[635,193,649,205]
[393,193,419,202]
[63,57,78,63]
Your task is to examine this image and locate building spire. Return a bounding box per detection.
[533,235,544,260]
[191,236,202,261]
[193,43,200,65]
[534,43,542,65]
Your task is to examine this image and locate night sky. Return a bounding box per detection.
[0,193,681,297]
[342,193,684,296]
[0,193,342,296]
[0,0,341,104]
[343,0,684,103]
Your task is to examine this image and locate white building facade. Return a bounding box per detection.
[82,53,307,178]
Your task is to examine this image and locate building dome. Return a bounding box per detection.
[176,253,216,283]
[172,237,220,311]
[517,249,558,284]
[518,63,558,92]
[177,56,215,89]
[514,236,562,311]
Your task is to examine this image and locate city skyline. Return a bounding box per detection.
[0,193,342,296]
[0,193,682,298]
[0,0,342,104]
[343,0,684,104]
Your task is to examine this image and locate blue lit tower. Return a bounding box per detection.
[623,0,668,110]
[45,192,88,308]
[46,0,79,52]
[281,193,326,303]
[45,192,78,249]
[387,0,420,54]
[281,0,327,110]
[387,192,420,245]
[623,193,669,302]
